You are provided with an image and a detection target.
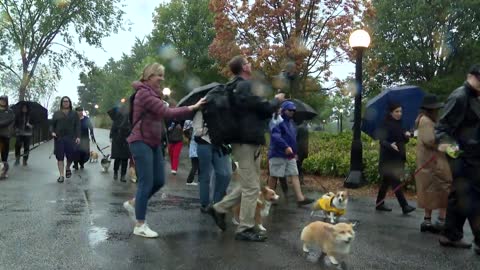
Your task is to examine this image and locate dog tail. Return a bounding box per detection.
[300,225,309,241]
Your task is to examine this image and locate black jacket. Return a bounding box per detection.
[378,115,409,176]
[230,78,281,145]
[110,113,131,159]
[51,110,80,139]
[435,82,480,159]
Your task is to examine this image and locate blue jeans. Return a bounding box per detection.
[197,144,232,207]
[129,141,165,221]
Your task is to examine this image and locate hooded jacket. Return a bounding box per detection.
[268,107,297,159]
[378,114,409,176]
[126,81,192,147]
[0,96,15,138]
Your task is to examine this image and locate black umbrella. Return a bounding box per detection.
[177,82,221,107]
[289,99,318,123]
[12,101,48,124]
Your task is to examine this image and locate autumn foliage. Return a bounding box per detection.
[208,0,367,93]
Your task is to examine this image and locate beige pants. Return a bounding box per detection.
[214,144,261,233]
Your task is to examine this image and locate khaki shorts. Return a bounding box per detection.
[269,157,298,177]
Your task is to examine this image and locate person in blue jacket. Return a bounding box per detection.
[267,101,313,207]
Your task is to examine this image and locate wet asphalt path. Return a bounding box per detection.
[0,129,478,270]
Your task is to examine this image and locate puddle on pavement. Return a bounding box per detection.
[149,194,200,210]
[88,226,109,246]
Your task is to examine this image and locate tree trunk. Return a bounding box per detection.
[18,73,32,101]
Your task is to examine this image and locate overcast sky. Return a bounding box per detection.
[56,0,353,104]
[56,0,160,104]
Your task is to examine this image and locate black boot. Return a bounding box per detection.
[14,158,20,166]
[113,171,118,180]
[402,205,416,215]
[120,175,126,182]
[376,203,392,212]
[420,217,439,233]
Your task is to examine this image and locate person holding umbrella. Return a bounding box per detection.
[375,103,416,214]
[0,96,15,179]
[73,107,95,170]
[51,96,80,183]
[14,103,33,166]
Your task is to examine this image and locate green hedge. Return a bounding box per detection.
[263,131,417,185]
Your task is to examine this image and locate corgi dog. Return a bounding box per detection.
[129,166,137,183]
[89,151,99,163]
[100,155,111,173]
[301,221,355,265]
[232,186,280,231]
[311,191,348,223]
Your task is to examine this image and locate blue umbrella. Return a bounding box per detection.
[361,85,425,139]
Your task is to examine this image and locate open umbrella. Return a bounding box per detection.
[11,101,48,124]
[361,85,425,139]
[290,99,318,123]
[177,82,221,107]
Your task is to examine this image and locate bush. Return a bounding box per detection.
[263,131,417,185]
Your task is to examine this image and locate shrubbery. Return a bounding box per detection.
[263,131,417,185]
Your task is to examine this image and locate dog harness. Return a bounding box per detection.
[317,194,345,216]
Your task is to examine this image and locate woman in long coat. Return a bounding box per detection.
[110,106,131,182]
[376,103,416,214]
[415,94,452,233]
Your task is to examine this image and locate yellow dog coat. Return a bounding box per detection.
[315,193,346,216]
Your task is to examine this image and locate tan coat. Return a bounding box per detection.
[415,114,452,209]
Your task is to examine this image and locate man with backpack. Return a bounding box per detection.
[208,55,285,242]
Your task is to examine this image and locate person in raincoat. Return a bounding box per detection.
[110,105,131,182]
[73,107,95,170]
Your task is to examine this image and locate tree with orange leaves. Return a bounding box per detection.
[208,0,367,97]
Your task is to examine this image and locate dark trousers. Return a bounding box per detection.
[297,158,304,184]
[0,136,10,162]
[74,151,89,168]
[187,157,199,183]
[376,173,408,207]
[15,135,31,161]
[114,158,128,176]
[443,158,480,246]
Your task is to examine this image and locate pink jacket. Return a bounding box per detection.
[127,81,192,147]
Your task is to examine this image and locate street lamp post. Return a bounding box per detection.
[344,29,370,189]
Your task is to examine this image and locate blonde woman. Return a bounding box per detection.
[123,63,205,238]
[415,93,451,233]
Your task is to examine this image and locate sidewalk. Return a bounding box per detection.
[0,129,477,270]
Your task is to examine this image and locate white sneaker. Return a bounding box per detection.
[186,182,198,186]
[123,201,136,222]
[171,170,177,175]
[133,223,159,238]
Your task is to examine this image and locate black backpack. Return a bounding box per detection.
[127,91,146,137]
[202,80,239,146]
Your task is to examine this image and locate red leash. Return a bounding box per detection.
[375,155,438,207]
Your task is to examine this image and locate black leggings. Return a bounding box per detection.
[15,135,31,161]
[0,137,10,162]
[187,157,199,183]
[376,173,408,207]
[114,158,128,176]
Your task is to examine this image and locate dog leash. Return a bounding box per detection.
[93,141,110,158]
[375,155,437,207]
